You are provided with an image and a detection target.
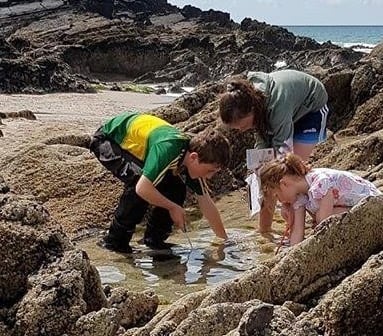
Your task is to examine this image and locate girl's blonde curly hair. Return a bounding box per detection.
[259,153,311,196]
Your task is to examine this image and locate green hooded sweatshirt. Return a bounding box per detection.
[247,69,328,150]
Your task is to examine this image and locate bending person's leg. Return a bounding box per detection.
[293,104,330,161]
[105,181,149,253]
[90,129,147,253]
[293,143,316,161]
[144,172,186,249]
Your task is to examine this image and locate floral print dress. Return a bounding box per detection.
[293,168,381,214]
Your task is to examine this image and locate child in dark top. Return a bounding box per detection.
[90,111,232,253]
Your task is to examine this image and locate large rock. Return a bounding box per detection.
[107,288,159,329]
[125,195,383,335]
[280,251,383,336]
[0,194,70,304]
[313,130,383,172]
[351,57,383,108]
[345,92,383,135]
[14,250,108,336]
[321,69,354,131]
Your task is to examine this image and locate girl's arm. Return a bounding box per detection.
[258,193,277,232]
[316,190,335,224]
[289,207,306,245]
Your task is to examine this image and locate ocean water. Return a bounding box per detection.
[284,25,383,53]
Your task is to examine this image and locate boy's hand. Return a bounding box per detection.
[168,204,186,231]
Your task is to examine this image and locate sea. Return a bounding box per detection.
[283,25,383,53]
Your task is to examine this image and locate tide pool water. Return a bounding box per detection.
[77,190,287,304]
[78,228,277,304]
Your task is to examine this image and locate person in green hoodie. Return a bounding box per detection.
[219,69,330,233]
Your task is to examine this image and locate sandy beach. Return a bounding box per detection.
[0,90,175,122]
[0,90,175,156]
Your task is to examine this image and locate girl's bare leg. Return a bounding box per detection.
[293,142,316,161]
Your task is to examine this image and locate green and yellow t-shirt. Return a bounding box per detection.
[101,111,208,195]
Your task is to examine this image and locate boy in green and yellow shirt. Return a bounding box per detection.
[90,111,231,253]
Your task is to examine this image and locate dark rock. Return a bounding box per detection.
[322,69,355,131]
[155,87,166,95]
[0,175,9,194]
[0,0,362,93]
[0,221,69,305]
[14,250,108,336]
[351,58,383,108]
[168,83,185,94]
[181,5,202,19]
[369,42,383,59]
[0,110,37,120]
[110,82,123,91]
[346,93,383,135]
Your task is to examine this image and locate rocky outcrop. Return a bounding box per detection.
[344,92,383,135]
[0,192,70,305]
[0,3,382,335]
[0,176,159,335]
[14,250,106,336]
[313,130,383,172]
[280,251,383,336]
[0,1,364,93]
[122,196,383,335]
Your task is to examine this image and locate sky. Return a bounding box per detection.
[168,0,383,25]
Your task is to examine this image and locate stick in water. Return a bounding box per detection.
[183,223,193,250]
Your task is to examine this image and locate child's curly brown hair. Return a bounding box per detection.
[259,153,311,196]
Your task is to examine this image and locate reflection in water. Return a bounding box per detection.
[97,265,126,283]
[119,229,262,286]
[77,228,278,303]
[76,190,285,303]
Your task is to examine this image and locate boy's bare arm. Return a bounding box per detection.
[197,194,228,240]
[136,175,186,230]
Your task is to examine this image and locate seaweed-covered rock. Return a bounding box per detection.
[107,288,159,329]
[14,250,107,336]
[0,222,69,304]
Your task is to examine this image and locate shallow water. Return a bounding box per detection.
[77,191,286,304]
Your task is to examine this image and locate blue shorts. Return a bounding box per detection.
[293,104,330,144]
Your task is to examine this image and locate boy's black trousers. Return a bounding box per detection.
[90,129,186,246]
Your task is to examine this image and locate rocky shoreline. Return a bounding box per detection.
[1,1,383,335]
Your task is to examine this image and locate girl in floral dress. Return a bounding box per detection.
[259,153,381,246]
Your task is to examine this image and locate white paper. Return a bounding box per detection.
[246,148,275,171]
[245,173,261,217]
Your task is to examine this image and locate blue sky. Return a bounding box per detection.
[168,0,383,25]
